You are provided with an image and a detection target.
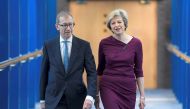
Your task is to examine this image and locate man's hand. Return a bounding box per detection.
[95,95,100,109]
[40,102,45,109]
[83,99,93,109]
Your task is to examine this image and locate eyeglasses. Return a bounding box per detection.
[59,23,74,28]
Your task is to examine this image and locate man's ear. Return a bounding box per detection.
[55,24,59,30]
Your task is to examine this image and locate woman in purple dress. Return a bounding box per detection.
[96,9,145,109]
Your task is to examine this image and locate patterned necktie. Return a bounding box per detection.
[63,41,69,72]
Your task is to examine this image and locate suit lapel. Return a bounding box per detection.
[67,36,80,73]
[53,37,66,73]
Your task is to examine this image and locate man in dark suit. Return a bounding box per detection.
[40,11,97,109]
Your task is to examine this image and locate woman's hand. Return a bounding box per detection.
[139,96,145,109]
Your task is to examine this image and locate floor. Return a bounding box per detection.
[95,89,182,109]
[35,89,183,109]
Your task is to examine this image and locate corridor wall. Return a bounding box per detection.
[171,0,190,109]
[0,0,57,109]
[0,0,8,109]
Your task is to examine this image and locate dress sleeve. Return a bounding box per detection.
[97,41,106,76]
[134,40,144,78]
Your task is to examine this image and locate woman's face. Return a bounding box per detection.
[110,16,126,35]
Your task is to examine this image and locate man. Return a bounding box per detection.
[40,11,97,109]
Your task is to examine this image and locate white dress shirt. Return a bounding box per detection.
[60,35,72,63]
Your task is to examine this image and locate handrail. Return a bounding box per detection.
[1,43,189,70]
[167,43,190,63]
[0,50,43,70]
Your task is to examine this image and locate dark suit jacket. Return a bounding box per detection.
[40,36,97,109]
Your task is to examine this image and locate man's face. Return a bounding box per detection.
[56,16,74,39]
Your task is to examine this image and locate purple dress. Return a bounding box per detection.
[97,36,143,109]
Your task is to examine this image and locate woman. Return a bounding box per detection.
[96,9,145,109]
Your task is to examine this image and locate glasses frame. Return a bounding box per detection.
[58,23,75,29]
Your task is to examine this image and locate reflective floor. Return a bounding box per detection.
[135,89,182,109]
[95,89,182,109]
[35,89,182,109]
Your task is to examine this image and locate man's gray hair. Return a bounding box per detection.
[56,11,73,24]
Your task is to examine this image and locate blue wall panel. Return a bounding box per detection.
[19,0,28,108]
[0,0,8,61]
[28,0,37,107]
[0,69,8,109]
[184,0,190,108]
[47,0,57,39]
[8,0,20,108]
[19,63,28,109]
[171,0,190,109]
[36,0,47,49]
[0,0,57,108]
[0,0,8,108]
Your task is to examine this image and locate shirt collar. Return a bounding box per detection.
[60,35,73,43]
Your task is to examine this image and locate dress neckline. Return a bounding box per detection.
[110,35,134,46]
